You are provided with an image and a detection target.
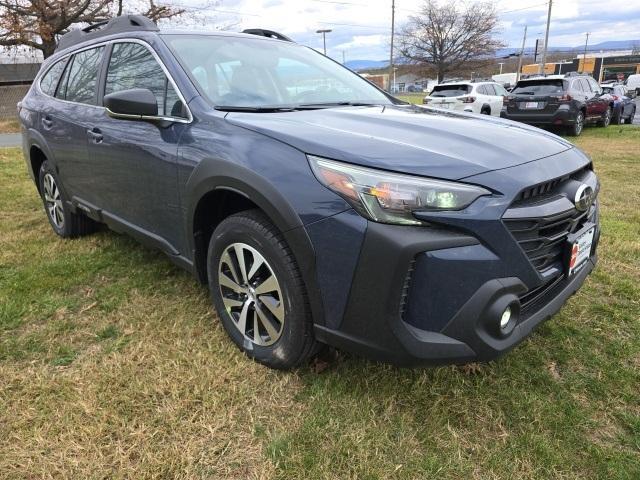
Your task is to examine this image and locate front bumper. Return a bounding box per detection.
[313,219,598,366]
[308,150,599,366]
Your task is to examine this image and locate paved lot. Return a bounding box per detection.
[0,133,21,148]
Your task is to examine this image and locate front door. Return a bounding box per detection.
[85,41,190,254]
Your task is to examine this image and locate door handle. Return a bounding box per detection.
[41,116,53,129]
[87,127,103,143]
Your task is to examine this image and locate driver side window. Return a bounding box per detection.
[105,42,186,118]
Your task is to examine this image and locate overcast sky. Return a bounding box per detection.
[166,0,640,61]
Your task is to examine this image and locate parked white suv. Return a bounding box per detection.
[424,81,508,116]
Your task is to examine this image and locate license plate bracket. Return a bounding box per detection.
[566,224,596,276]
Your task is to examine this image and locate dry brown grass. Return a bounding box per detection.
[1,126,639,479]
[0,118,21,134]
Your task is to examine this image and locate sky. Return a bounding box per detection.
[163,0,640,61]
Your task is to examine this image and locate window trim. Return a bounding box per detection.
[36,38,193,124]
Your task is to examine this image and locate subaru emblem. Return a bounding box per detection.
[574,184,594,212]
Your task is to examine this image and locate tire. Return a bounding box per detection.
[38,161,97,238]
[207,210,318,369]
[597,107,611,127]
[481,107,490,115]
[611,107,622,125]
[624,107,636,124]
[566,111,584,136]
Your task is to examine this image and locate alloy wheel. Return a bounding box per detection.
[575,113,584,135]
[218,242,285,346]
[43,173,64,229]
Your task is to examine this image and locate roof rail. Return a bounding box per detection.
[241,29,293,42]
[56,15,159,53]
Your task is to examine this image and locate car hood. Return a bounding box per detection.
[225,104,574,180]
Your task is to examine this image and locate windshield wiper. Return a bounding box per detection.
[297,101,382,108]
[215,105,299,112]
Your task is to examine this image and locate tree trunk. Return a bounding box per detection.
[41,39,57,59]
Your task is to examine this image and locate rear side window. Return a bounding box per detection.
[431,85,472,97]
[511,80,566,95]
[61,47,104,104]
[40,59,67,96]
[105,42,185,117]
[493,84,508,96]
[484,84,497,95]
[579,79,592,92]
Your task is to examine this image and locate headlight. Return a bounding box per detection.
[308,155,491,225]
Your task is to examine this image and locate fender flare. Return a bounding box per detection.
[185,159,327,327]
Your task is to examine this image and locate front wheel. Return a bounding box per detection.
[623,106,636,124]
[566,111,584,136]
[611,107,622,125]
[597,107,612,127]
[207,210,318,369]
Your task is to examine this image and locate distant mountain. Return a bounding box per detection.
[350,39,640,72]
[344,59,389,70]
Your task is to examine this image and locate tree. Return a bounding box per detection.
[398,0,504,82]
[0,0,185,59]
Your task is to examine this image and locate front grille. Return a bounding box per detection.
[519,274,566,315]
[514,165,590,203]
[504,204,594,272]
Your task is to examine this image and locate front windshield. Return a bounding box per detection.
[163,34,393,108]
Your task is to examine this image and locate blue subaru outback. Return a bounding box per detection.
[18,16,600,369]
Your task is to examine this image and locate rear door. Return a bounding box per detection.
[582,78,607,118]
[485,83,504,115]
[85,41,190,254]
[40,46,105,201]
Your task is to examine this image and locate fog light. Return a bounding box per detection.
[500,307,512,329]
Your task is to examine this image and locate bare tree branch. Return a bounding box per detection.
[398,0,505,82]
[0,0,191,58]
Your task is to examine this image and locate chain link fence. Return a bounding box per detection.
[0,85,30,119]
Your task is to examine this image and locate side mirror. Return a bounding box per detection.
[104,88,159,119]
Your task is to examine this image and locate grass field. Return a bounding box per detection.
[0,118,21,134]
[1,127,639,479]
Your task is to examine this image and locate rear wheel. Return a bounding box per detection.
[566,111,584,136]
[207,210,318,369]
[38,161,96,238]
[480,106,491,115]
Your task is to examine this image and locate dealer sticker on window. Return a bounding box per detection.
[568,226,595,276]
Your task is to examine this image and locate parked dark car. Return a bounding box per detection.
[600,84,636,124]
[19,16,600,369]
[501,74,612,136]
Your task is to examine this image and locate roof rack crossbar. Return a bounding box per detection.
[55,15,159,53]
[241,29,293,42]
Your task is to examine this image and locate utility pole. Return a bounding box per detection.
[539,0,552,75]
[316,29,332,55]
[516,25,527,82]
[388,0,395,92]
[582,32,590,72]
[498,62,504,74]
